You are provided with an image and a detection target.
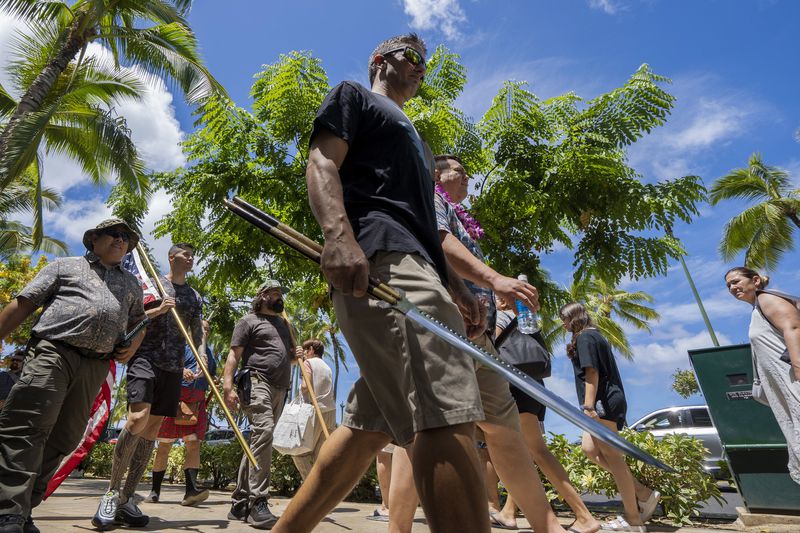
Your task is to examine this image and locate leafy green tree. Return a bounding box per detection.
[472,65,705,289]
[671,368,700,399]
[0,0,225,187]
[152,50,703,374]
[0,255,48,348]
[709,152,800,270]
[0,173,66,257]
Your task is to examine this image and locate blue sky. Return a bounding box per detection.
[2,0,799,439]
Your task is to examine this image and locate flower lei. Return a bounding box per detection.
[435,184,485,240]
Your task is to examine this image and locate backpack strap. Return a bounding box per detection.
[755,289,799,331]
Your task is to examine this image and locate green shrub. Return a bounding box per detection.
[541,429,723,526]
[84,443,115,478]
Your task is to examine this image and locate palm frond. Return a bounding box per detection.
[99,22,227,103]
[0,0,69,23]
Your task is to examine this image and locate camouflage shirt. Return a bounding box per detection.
[19,253,146,353]
[135,276,203,373]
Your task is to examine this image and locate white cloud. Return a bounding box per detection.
[402,0,468,41]
[624,329,732,380]
[588,0,621,15]
[628,73,771,182]
[665,99,751,151]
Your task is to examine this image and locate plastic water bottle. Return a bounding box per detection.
[515,274,539,334]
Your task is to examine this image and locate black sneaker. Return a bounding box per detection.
[0,514,24,533]
[22,516,39,533]
[228,501,249,521]
[114,500,149,528]
[181,487,209,507]
[247,499,278,530]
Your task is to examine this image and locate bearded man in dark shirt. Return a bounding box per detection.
[223,280,301,530]
[93,243,203,530]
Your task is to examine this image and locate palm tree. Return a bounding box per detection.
[543,276,659,359]
[0,0,225,187]
[0,174,66,258]
[709,153,800,270]
[0,19,149,249]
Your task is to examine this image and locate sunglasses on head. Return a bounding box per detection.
[384,46,425,68]
[101,229,130,242]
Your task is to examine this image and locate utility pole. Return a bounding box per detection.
[667,225,720,347]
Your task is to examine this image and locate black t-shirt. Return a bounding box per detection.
[310,81,448,285]
[571,329,626,411]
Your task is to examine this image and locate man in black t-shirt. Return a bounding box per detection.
[273,34,488,533]
[93,243,203,531]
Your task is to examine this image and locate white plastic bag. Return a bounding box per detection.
[273,396,316,456]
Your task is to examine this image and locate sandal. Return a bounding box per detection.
[489,512,518,530]
[600,516,647,532]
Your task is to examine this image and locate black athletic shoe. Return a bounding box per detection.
[0,514,24,533]
[114,500,149,528]
[227,501,249,521]
[22,516,39,533]
[247,499,278,530]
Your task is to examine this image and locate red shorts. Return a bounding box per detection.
[157,387,208,440]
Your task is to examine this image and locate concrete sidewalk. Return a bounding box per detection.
[34,478,739,532]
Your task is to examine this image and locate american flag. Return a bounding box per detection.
[121,248,161,306]
[44,248,158,498]
[44,361,116,499]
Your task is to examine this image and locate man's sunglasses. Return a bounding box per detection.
[100,229,130,242]
[384,46,425,68]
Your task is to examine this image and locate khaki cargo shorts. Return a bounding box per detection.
[473,333,521,432]
[334,251,485,446]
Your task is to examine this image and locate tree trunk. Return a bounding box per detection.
[0,12,92,181]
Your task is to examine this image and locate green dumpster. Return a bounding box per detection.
[689,343,800,513]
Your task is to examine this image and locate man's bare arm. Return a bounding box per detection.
[306,130,369,297]
[223,346,245,410]
[440,231,539,311]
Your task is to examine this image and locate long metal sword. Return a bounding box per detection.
[224,196,673,471]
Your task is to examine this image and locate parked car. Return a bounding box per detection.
[205,428,251,446]
[631,405,724,478]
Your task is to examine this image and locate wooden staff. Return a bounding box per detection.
[136,244,260,470]
[282,312,330,439]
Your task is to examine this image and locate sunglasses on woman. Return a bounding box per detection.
[384,46,425,68]
[101,229,130,242]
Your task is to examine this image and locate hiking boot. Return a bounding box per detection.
[91,490,119,530]
[0,514,24,533]
[145,491,159,503]
[247,499,278,529]
[228,501,249,521]
[22,516,39,533]
[114,500,149,528]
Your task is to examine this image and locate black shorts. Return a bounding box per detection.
[510,379,546,420]
[126,356,182,417]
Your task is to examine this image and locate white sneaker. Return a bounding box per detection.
[638,489,660,522]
